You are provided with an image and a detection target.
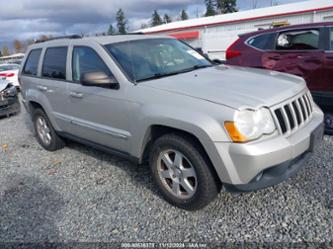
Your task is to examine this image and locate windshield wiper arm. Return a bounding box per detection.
[136,70,189,83]
[177,64,213,74]
[136,64,213,83]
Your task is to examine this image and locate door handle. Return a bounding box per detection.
[37,85,48,91]
[70,92,84,98]
[268,56,280,60]
[298,56,321,62]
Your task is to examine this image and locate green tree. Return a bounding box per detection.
[216,0,238,14]
[2,45,9,56]
[13,39,23,53]
[205,0,217,16]
[151,10,163,27]
[163,14,172,24]
[107,24,115,35]
[116,9,127,34]
[141,23,149,29]
[180,9,189,20]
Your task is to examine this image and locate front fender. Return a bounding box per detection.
[130,104,234,183]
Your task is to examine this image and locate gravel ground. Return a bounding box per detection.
[0,107,332,244]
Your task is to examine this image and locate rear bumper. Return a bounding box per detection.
[0,96,20,117]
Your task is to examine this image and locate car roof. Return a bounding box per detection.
[28,34,173,49]
[240,21,333,37]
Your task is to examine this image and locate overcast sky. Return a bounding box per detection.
[0,0,306,51]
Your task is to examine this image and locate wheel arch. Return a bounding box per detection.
[139,124,224,184]
[28,100,45,113]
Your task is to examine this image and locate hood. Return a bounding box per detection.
[141,65,306,109]
[0,78,10,92]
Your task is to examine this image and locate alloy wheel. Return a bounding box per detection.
[36,116,52,145]
[157,149,198,199]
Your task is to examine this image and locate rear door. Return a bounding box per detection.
[315,26,333,111]
[265,28,325,91]
[40,46,71,132]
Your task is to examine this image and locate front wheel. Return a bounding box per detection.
[149,134,221,210]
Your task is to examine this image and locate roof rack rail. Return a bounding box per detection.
[35,34,82,43]
[126,32,145,35]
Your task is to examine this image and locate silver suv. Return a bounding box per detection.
[20,35,324,210]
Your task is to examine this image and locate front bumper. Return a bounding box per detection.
[224,150,311,192]
[0,95,20,117]
[214,108,324,189]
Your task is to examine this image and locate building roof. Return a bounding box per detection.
[138,0,333,34]
[0,53,25,59]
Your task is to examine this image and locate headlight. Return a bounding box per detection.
[224,108,276,143]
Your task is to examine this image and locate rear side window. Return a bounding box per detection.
[247,33,276,50]
[42,47,67,80]
[23,49,42,76]
[72,46,113,82]
[276,29,320,50]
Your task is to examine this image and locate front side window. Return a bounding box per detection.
[42,47,67,80]
[276,29,320,50]
[72,46,113,82]
[247,33,276,50]
[105,38,212,82]
[23,49,42,76]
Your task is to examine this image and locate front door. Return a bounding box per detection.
[319,27,333,112]
[66,46,131,153]
[266,28,325,92]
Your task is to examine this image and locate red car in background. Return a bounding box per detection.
[225,22,333,134]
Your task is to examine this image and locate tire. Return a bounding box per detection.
[324,113,333,135]
[149,133,221,210]
[32,108,65,151]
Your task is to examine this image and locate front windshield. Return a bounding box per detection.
[105,38,212,82]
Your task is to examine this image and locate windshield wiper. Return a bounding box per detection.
[185,64,213,71]
[136,72,181,83]
[136,64,213,83]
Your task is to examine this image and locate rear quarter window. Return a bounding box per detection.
[42,47,68,80]
[247,33,276,50]
[23,49,42,76]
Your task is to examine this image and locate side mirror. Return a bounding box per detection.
[81,71,119,89]
[195,48,204,54]
[195,48,209,59]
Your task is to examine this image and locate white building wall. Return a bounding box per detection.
[200,9,333,60]
[141,1,333,60]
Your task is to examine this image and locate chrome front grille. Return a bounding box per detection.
[273,91,314,135]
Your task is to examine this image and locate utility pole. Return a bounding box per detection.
[252,0,258,9]
[270,0,278,6]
